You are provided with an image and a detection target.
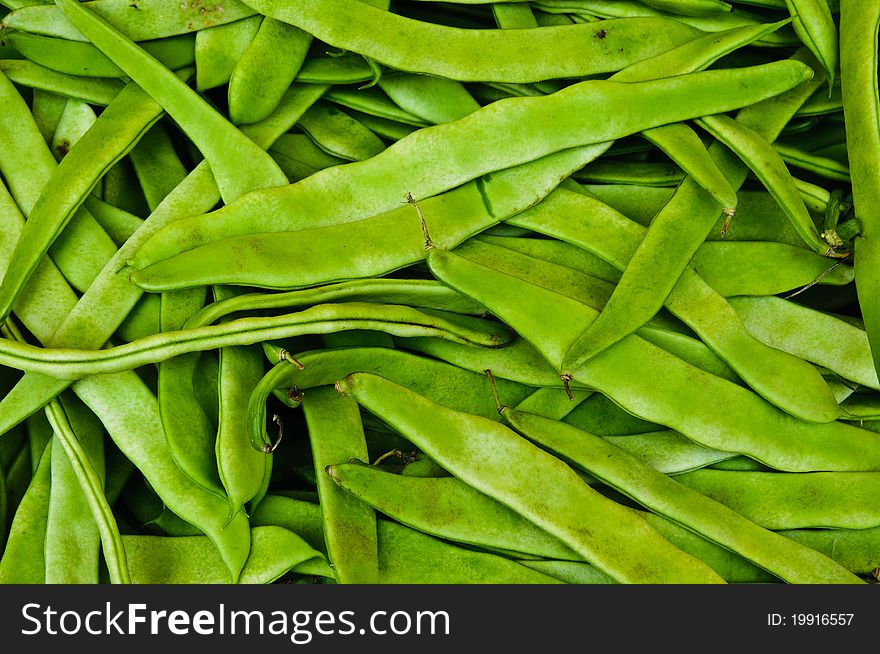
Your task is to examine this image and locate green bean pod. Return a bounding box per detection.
[840,0,880,382]
[784,0,838,90]
[0,439,50,583]
[302,388,378,584]
[129,145,603,289]
[0,59,124,104]
[4,31,196,78]
[227,18,312,125]
[508,188,845,422]
[44,394,105,584]
[504,409,862,583]
[193,16,261,91]
[242,0,703,82]
[336,372,725,584]
[326,462,582,561]
[675,469,880,530]
[423,246,880,471]
[0,79,164,324]
[0,303,511,380]
[130,60,812,267]
[55,0,288,203]
[7,1,257,41]
[184,279,486,329]
[123,527,324,584]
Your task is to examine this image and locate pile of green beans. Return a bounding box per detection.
[0,0,877,585]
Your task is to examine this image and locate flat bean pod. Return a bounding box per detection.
[56,0,288,203]
[423,245,880,471]
[326,462,582,561]
[5,0,257,42]
[130,61,812,267]
[336,372,725,583]
[504,409,862,583]
[840,0,880,381]
[185,279,486,329]
[675,469,880,530]
[302,388,378,584]
[241,1,703,82]
[129,146,602,289]
[0,79,165,324]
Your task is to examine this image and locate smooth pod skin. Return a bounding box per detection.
[185,279,485,329]
[130,60,813,268]
[4,31,196,78]
[335,372,725,584]
[423,246,880,471]
[4,0,257,42]
[296,101,386,161]
[562,49,821,365]
[55,0,288,203]
[640,123,737,211]
[217,344,271,514]
[129,145,603,290]
[675,469,880,530]
[728,296,880,390]
[508,188,845,422]
[194,16,261,92]
[784,0,838,90]
[302,388,378,584]
[44,394,105,584]
[327,462,583,561]
[0,73,324,439]
[0,59,125,104]
[377,73,480,124]
[240,0,703,82]
[74,371,253,582]
[0,69,119,315]
[376,521,562,584]
[503,409,862,584]
[228,18,312,124]
[43,395,129,584]
[0,303,511,380]
[840,0,880,382]
[696,113,838,257]
[123,527,324,584]
[0,440,51,583]
[247,346,532,453]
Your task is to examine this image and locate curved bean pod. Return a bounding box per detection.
[123,526,324,584]
[240,1,702,82]
[377,521,561,584]
[302,388,378,584]
[129,145,602,289]
[0,304,511,380]
[336,372,725,583]
[130,61,812,267]
[0,439,50,583]
[55,0,288,203]
[0,59,123,104]
[184,279,486,329]
[4,31,195,78]
[728,296,880,390]
[504,409,862,583]
[424,245,880,470]
[675,469,880,530]
[227,18,311,125]
[840,0,880,382]
[696,113,839,256]
[784,0,838,90]
[326,462,582,561]
[6,0,256,42]
[0,79,165,324]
